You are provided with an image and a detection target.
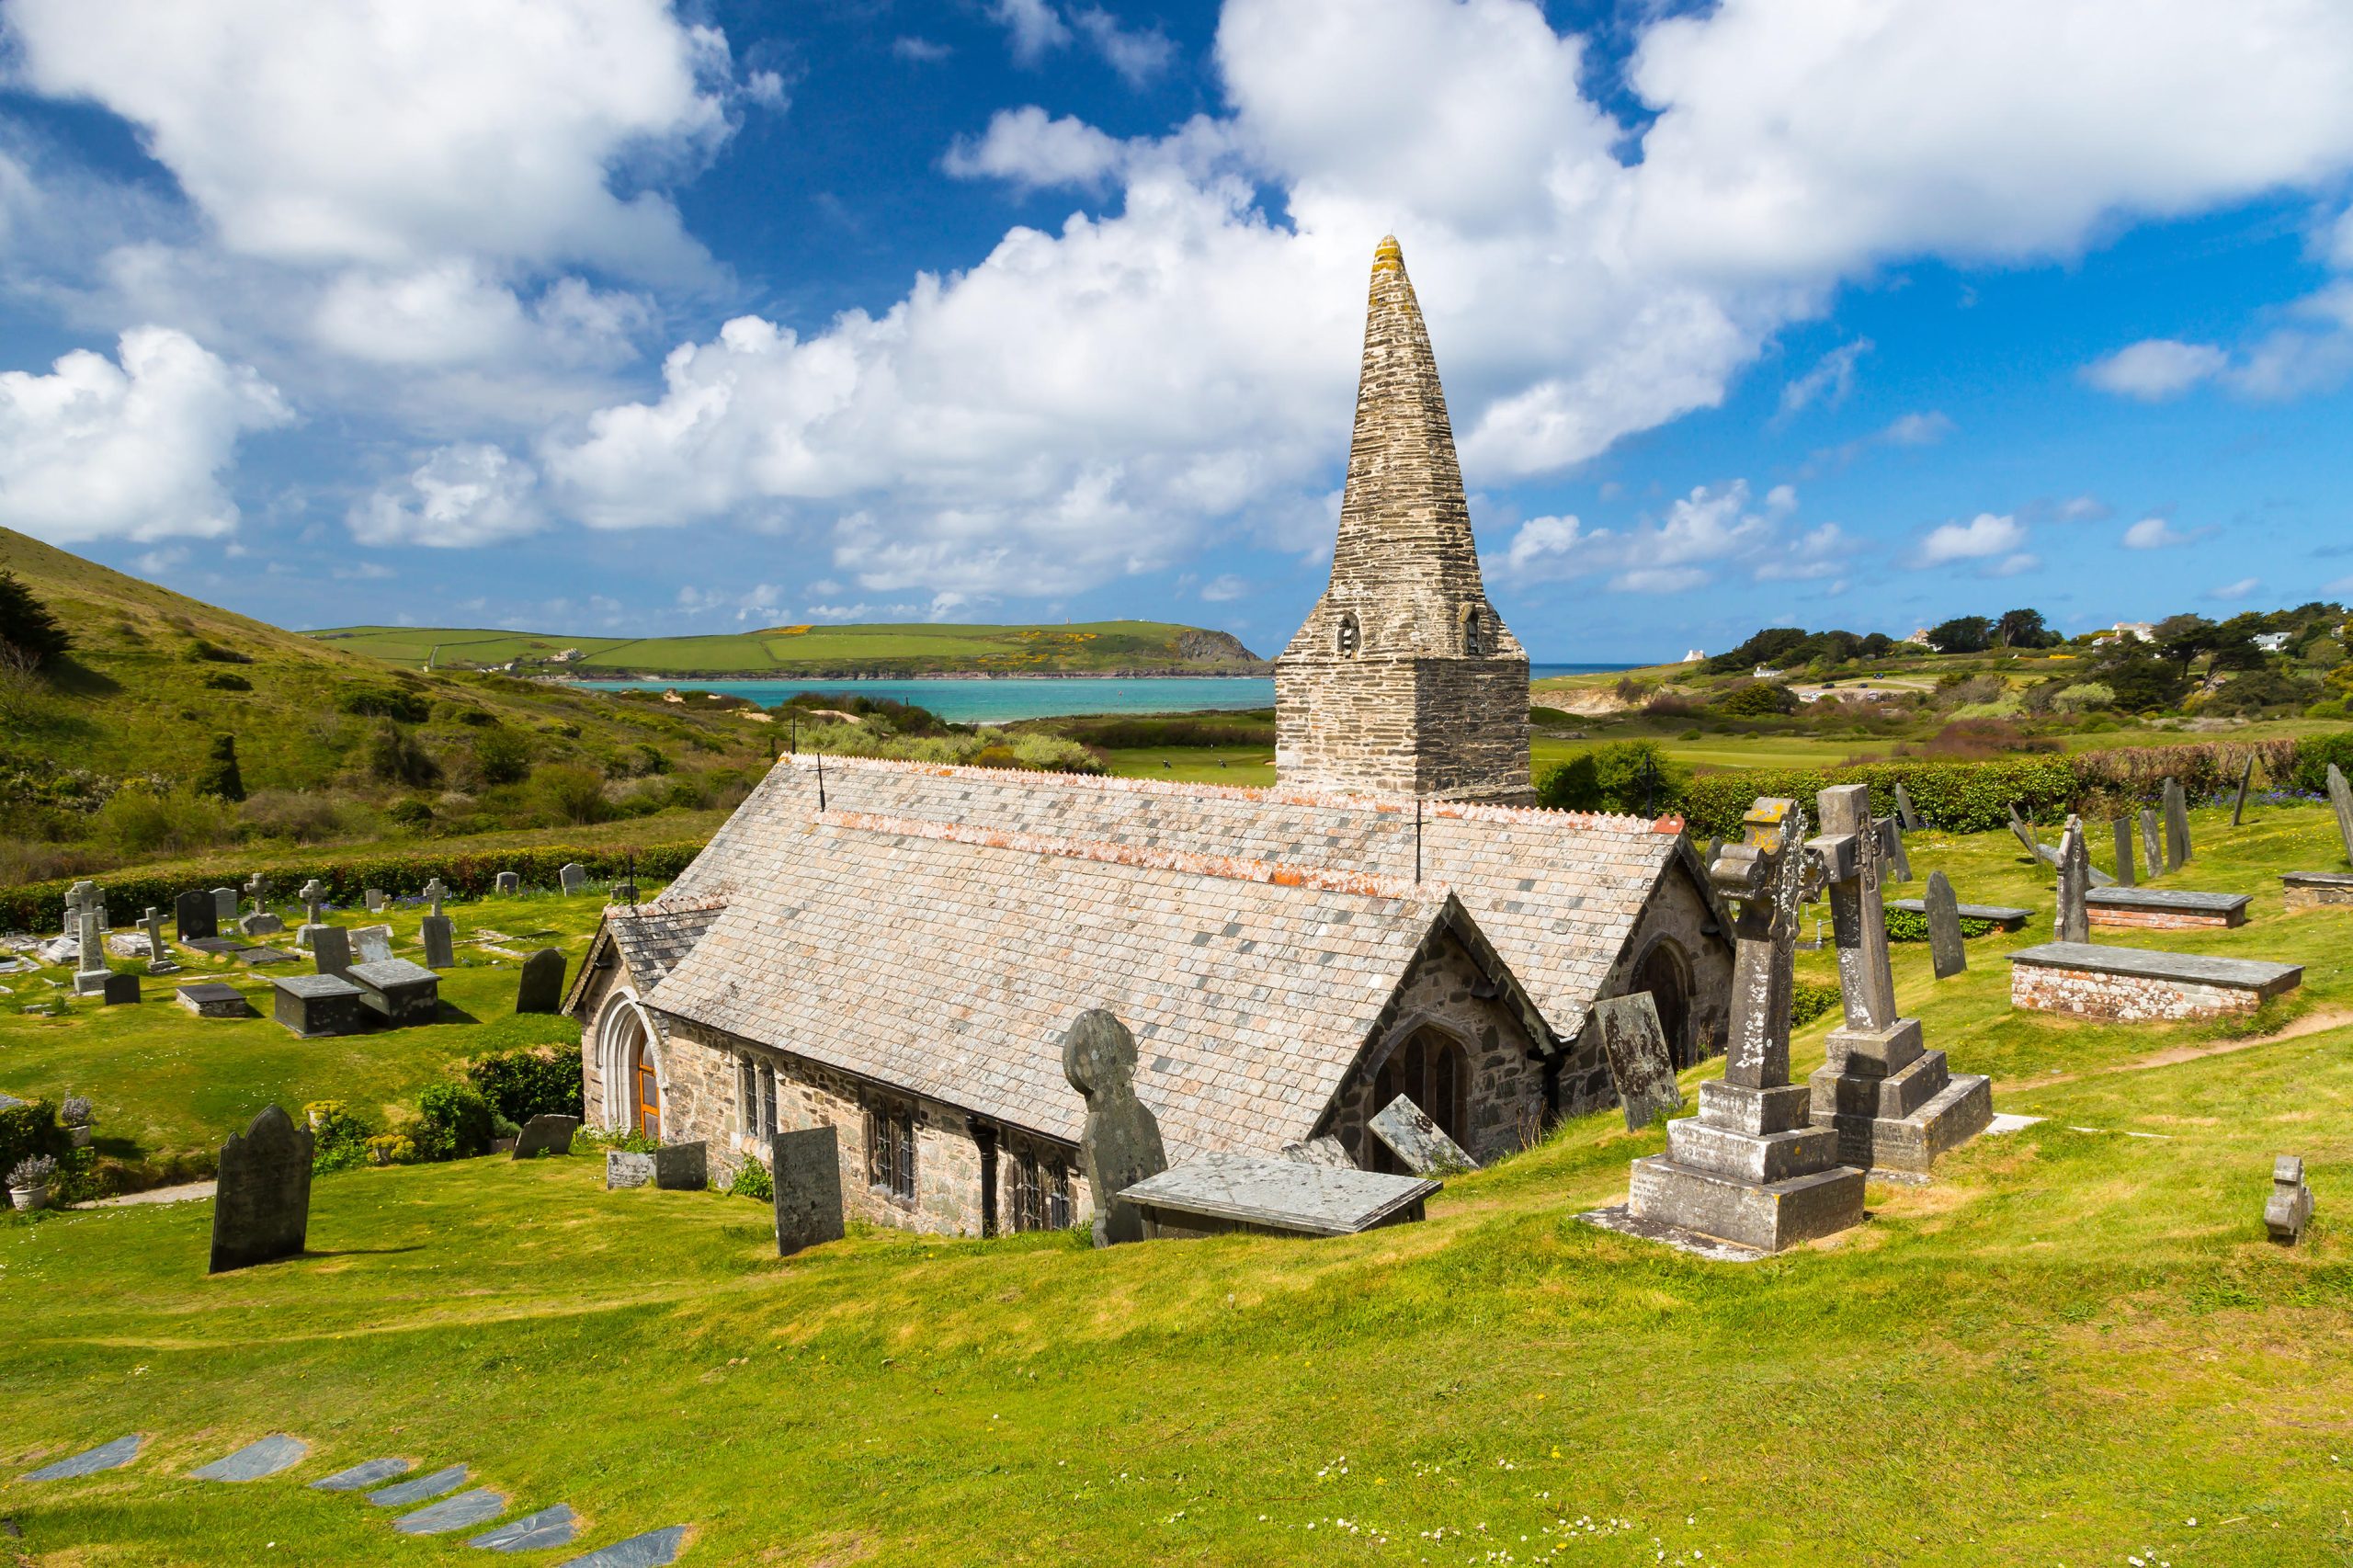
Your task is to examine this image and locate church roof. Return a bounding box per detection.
[641,756,1694,1152]
[561,902,722,1015]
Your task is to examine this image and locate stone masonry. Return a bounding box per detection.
[1275,236,1530,801]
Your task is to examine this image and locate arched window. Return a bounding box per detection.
[1367,1025,1470,1172]
[596,992,660,1133]
[1336,610,1361,658]
[1631,939,1694,1069]
[1459,602,1485,656]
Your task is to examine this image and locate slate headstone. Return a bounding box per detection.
[494,870,521,895]
[515,948,566,1013]
[211,886,239,925]
[2232,755,2256,826]
[1893,779,1923,833]
[176,888,217,943]
[210,1104,313,1273]
[311,926,353,979]
[512,1113,580,1158]
[1279,1135,1355,1168]
[1062,1007,1168,1246]
[190,1434,308,1482]
[2140,808,2162,880]
[364,887,388,914]
[2006,804,2039,858]
[559,862,587,896]
[771,1125,846,1255]
[1591,990,1682,1130]
[1924,869,1967,979]
[470,1504,579,1552]
[2112,817,2137,888]
[2329,764,2353,868]
[2265,1153,2313,1244]
[312,1458,412,1492]
[2055,815,2092,945]
[2163,776,2189,870]
[100,971,140,1006]
[1369,1093,1476,1175]
[605,1142,706,1190]
[21,1435,144,1482]
[352,924,395,965]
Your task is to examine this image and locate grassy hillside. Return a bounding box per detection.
[313,619,1265,677]
[3,805,2347,1563]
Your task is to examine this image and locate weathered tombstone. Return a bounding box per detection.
[1120,1153,1437,1239]
[2163,777,2190,870]
[2330,765,2353,868]
[71,881,111,995]
[2055,815,2092,944]
[1061,1007,1168,1246]
[2006,804,2040,859]
[771,1126,846,1255]
[2140,808,2162,880]
[1878,815,1913,882]
[494,870,521,895]
[1620,799,1866,1252]
[2112,817,2137,888]
[364,887,388,914]
[511,1113,581,1159]
[176,888,217,943]
[2232,755,2256,826]
[293,878,331,952]
[605,1142,705,1190]
[211,886,239,926]
[1591,991,1682,1131]
[351,925,395,965]
[515,948,565,1014]
[559,862,587,896]
[310,926,353,979]
[2265,1154,2313,1244]
[176,982,249,1018]
[100,971,140,1006]
[349,958,439,1026]
[1924,869,1967,979]
[1369,1094,1476,1175]
[210,1105,313,1273]
[239,907,285,937]
[142,906,177,974]
[270,972,368,1037]
[59,881,82,939]
[1893,779,1923,833]
[1278,1135,1355,1168]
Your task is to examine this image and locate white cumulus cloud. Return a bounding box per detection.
[2123,516,2188,549]
[348,442,544,549]
[2083,338,2229,400]
[1501,479,1828,593]
[1913,512,2026,565]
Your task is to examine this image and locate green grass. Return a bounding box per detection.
[313,619,1259,677]
[4,808,2351,1563]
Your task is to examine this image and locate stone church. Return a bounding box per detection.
[565,237,1733,1237]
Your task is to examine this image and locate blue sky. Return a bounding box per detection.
[1,0,2350,663]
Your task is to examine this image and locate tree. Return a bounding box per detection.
[2154,613,2216,672]
[193,733,245,802]
[2097,651,2189,713]
[364,721,440,788]
[1859,631,1895,657]
[0,570,70,667]
[1704,627,1809,675]
[471,726,533,786]
[1536,741,1691,816]
[1995,608,2060,649]
[1926,616,1994,653]
[1715,680,1800,717]
[2207,611,2272,672]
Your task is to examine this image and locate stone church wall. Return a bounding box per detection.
[1598,854,1733,1069]
[1274,653,1530,801]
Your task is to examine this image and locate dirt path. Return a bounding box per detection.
[89,1180,215,1208]
[1999,1007,2353,1095]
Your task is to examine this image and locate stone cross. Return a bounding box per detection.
[244,871,268,917]
[1061,1007,1169,1246]
[1710,797,1808,1091]
[61,881,82,939]
[1810,785,1897,1032]
[2265,1154,2313,1244]
[2328,764,2353,869]
[141,906,175,974]
[71,881,108,992]
[2112,817,2137,887]
[2055,815,2092,944]
[2140,809,2162,881]
[2231,755,2256,826]
[1923,869,1967,980]
[423,877,449,916]
[298,879,328,927]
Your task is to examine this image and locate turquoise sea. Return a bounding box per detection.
[574,665,1630,724]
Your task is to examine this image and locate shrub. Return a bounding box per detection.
[415,1081,497,1161]
[1884,909,1996,943]
[728,1159,774,1200]
[1790,981,1841,1028]
[194,733,245,802]
[185,638,251,665]
[337,687,431,722]
[386,798,435,828]
[1537,741,1691,817]
[466,1044,585,1124]
[2286,732,2353,792]
[2202,669,2319,717]
[534,762,611,825]
[1714,681,1798,718]
[241,789,370,843]
[0,569,71,667]
[200,670,252,692]
[366,1134,417,1166]
[0,1097,70,1180]
[306,1100,375,1175]
[92,786,238,857]
[2050,682,2114,714]
[364,721,441,788]
[471,726,535,786]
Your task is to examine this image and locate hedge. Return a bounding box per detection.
[0,842,703,936]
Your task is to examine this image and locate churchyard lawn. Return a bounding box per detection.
[3,803,2349,1563]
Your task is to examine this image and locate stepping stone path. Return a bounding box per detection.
[191,1434,307,1481]
[561,1527,689,1566]
[370,1463,470,1506]
[313,1457,412,1491]
[396,1487,509,1535]
[472,1504,579,1552]
[21,1434,143,1480]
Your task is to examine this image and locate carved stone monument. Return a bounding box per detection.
[1062,1007,1168,1246]
[210,1105,313,1273]
[419,878,456,970]
[1369,1095,1476,1175]
[71,881,110,996]
[1591,991,1682,1131]
[2265,1154,2313,1244]
[2055,815,2092,945]
[2163,777,2190,870]
[176,888,217,944]
[239,872,284,937]
[1923,869,1967,980]
[1805,784,1992,1175]
[771,1126,847,1256]
[294,878,331,952]
[515,948,565,1014]
[1621,799,1866,1253]
[2113,817,2137,888]
[142,906,177,974]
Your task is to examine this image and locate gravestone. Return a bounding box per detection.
[351,924,395,965]
[100,971,139,1006]
[311,926,353,979]
[294,878,331,952]
[176,888,217,943]
[1591,991,1682,1131]
[1805,783,1992,1173]
[605,1142,706,1190]
[239,908,285,938]
[1369,1094,1476,1175]
[2330,765,2353,867]
[2163,777,2190,870]
[191,1434,308,1483]
[2113,817,2137,888]
[2006,804,2039,858]
[559,862,587,896]
[1120,1152,1437,1239]
[511,1112,580,1158]
[1620,798,1866,1253]
[771,1125,846,1255]
[72,881,111,995]
[2232,755,2256,826]
[420,916,455,970]
[312,1458,411,1493]
[1062,1007,1168,1246]
[2140,808,2162,880]
[2265,1154,2313,1244]
[348,957,439,1026]
[1924,869,1967,979]
[142,906,176,974]
[176,982,249,1018]
[1879,815,1912,882]
[364,887,388,914]
[494,870,521,895]
[209,1104,313,1273]
[270,972,368,1037]
[2055,815,2092,945]
[211,886,239,925]
[1893,779,1923,832]
[515,948,566,1013]
[1279,1135,1355,1167]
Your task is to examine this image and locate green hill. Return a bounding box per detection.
[312,619,1266,677]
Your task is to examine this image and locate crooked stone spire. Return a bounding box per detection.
[1274,236,1530,802]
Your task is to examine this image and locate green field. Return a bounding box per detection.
[4,804,2350,1563]
[313,619,1261,677]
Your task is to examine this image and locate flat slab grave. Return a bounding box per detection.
[1120,1151,1438,1239]
[270,972,369,1038]
[2086,886,2251,930]
[176,982,251,1018]
[22,1435,143,1481]
[2282,871,2353,911]
[190,1434,308,1482]
[2008,942,2302,1022]
[1887,897,2031,931]
[312,1457,411,1492]
[347,957,440,1026]
[395,1487,509,1536]
[236,946,301,967]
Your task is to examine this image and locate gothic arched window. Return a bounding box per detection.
[1460,602,1485,656]
[1367,1026,1470,1172]
[1336,611,1361,658]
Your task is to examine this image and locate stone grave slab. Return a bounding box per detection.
[210,1105,313,1273]
[1592,991,1682,1131]
[237,946,301,967]
[513,1112,581,1158]
[310,926,353,978]
[772,1125,846,1255]
[176,982,250,1018]
[347,957,439,1026]
[183,936,240,956]
[370,1463,469,1506]
[419,915,456,969]
[1120,1150,1438,1239]
[494,871,521,894]
[607,1142,706,1190]
[351,924,395,965]
[2086,886,2251,930]
[1921,870,1967,979]
[1893,779,1922,832]
[22,1434,144,1481]
[176,889,217,942]
[1278,1135,1354,1167]
[395,1486,509,1535]
[2008,942,2302,1021]
[1887,898,2031,931]
[472,1504,580,1552]
[1573,1201,1771,1263]
[271,972,369,1038]
[2266,1154,2313,1244]
[1369,1094,1476,1174]
[2233,755,2256,825]
[99,971,139,1006]
[1063,1007,1167,1246]
[191,1434,308,1482]
[312,1457,411,1492]
[515,948,566,1013]
[556,1526,689,1568]
[560,862,587,895]
[2282,870,2353,911]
